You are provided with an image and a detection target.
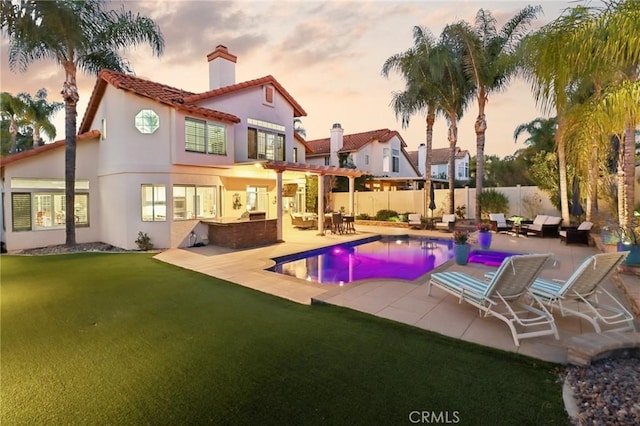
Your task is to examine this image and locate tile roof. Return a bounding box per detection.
[406,147,470,169]
[305,128,406,155]
[80,70,241,133]
[0,130,101,166]
[183,75,306,118]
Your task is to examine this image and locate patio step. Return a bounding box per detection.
[566,331,640,366]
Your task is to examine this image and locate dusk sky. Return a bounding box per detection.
[1,0,591,158]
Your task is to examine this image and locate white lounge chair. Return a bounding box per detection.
[489,213,510,233]
[427,254,558,347]
[408,213,422,229]
[530,251,636,333]
[435,214,456,232]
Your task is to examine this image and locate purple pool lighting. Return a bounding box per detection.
[268,236,454,285]
[468,250,519,267]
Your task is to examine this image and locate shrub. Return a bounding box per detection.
[455,205,466,220]
[478,189,509,218]
[356,213,370,220]
[375,209,398,221]
[135,231,154,251]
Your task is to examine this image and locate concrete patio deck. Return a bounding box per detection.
[154,223,639,364]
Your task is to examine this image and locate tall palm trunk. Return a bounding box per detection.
[622,122,636,226]
[425,109,435,216]
[447,114,458,214]
[556,119,570,224]
[33,126,41,149]
[474,88,487,220]
[9,118,18,154]
[63,63,80,246]
[617,134,627,226]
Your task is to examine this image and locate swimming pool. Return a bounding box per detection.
[268,235,520,285]
[267,235,453,285]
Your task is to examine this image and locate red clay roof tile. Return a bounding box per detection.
[183,75,306,117]
[0,130,101,167]
[306,128,406,155]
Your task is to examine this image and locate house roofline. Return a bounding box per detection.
[0,130,101,167]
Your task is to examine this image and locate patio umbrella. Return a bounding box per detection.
[571,177,584,218]
[428,181,436,215]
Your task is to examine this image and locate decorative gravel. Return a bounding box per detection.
[564,353,640,425]
[14,242,132,255]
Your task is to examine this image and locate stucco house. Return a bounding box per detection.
[305,124,421,190]
[0,45,361,251]
[406,144,471,183]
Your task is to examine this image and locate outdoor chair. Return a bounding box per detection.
[524,215,562,237]
[435,214,456,232]
[559,221,593,246]
[488,213,510,233]
[427,253,558,347]
[408,213,422,229]
[331,212,344,234]
[290,213,316,230]
[529,251,636,333]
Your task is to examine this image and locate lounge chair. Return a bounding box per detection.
[435,214,456,232]
[427,254,558,346]
[408,213,422,229]
[559,221,593,246]
[529,252,636,333]
[489,213,510,233]
[524,215,562,237]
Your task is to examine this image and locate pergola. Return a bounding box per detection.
[260,160,366,239]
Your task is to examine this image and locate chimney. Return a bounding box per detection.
[418,143,426,177]
[330,123,343,167]
[207,45,237,90]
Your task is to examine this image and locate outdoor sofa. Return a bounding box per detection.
[290,213,316,230]
[559,221,593,246]
[524,215,562,238]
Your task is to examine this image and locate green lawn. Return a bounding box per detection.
[1,253,568,425]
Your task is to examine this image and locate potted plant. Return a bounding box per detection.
[452,230,471,265]
[476,222,492,249]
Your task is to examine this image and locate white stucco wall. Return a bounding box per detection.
[192,84,297,163]
[2,139,102,250]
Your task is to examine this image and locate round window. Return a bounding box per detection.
[134,109,159,134]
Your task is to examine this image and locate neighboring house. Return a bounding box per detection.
[0,45,360,251]
[406,144,471,183]
[305,124,421,190]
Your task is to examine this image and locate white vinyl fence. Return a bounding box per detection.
[332,185,561,220]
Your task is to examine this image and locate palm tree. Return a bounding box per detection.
[513,117,557,167]
[447,6,542,221]
[382,26,442,216]
[18,88,63,148]
[435,29,473,213]
[1,0,164,245]
[293,118,306,138]
[521,0,640,227]
[0,91,26,154]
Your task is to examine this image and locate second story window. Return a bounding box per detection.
[185,118,227,155]
[392,149,400,173]
[324,157,330,166]
[293,147,298,163]
[247,119,285,161]
[382,148,390,173]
